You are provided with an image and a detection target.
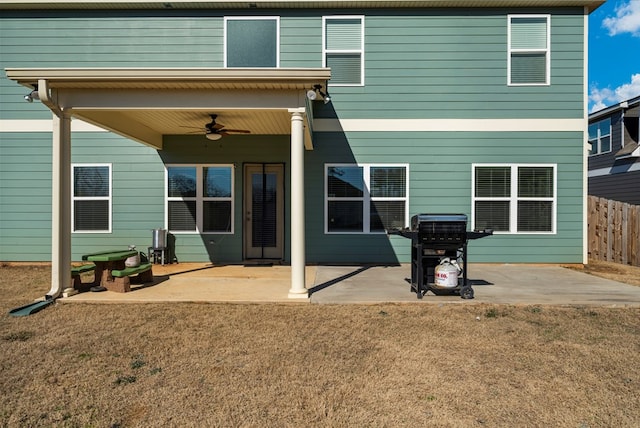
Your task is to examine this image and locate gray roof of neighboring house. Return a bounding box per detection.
[589,95,640,122]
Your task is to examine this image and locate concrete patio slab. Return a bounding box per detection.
[61,262,640,306]
[310,264,640,306]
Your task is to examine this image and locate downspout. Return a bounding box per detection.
[38,79,72,299]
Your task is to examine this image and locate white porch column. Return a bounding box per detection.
[49,109,72,298]
[288,109,308,298]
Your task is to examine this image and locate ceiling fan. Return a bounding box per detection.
[193,114,251,140]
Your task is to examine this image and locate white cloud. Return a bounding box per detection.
[602,0,640,36]
[589,73,640,112]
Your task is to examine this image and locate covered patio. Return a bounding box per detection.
[6,67,331,300]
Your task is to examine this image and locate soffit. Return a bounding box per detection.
[0,0,606,12]
[6,67,330,148]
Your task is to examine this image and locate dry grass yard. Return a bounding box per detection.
[1,263,639,427]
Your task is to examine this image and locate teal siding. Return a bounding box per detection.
[72,132,164,260]
[0,6,586,263]
[306,131,584,264]
[1,8,584,120]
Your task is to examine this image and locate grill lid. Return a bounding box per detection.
[410,214,467,231]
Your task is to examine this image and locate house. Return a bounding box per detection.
[588,95,640,205]
[0,0,604,298]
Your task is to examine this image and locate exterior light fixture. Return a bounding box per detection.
[307,84,332,104]
[24,89,39,103]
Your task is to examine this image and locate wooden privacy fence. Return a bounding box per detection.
[588,196,640,267]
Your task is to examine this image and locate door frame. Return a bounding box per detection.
[243,163,285,261]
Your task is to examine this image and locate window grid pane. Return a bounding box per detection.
[226,19,277,67]
[511,53,546,84]
[168,167,196,198]
[328,200,363,232]
[203,201,232,233]
[168,200,197,232]
[370,200,405,232]
[511,17,547,49]
[518,201,552,232]
[475,201,510,232]
[518,167,553,198]
[74,166,109,197]
[203,167,232,198]
[74,200,109,231]
[327,166,364,197]
[475,167,511,198]
[370,167,406,198]
[325,18,362,50]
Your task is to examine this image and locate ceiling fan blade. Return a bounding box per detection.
[221,129,251,134]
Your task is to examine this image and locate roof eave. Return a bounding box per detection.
[5,67,332,89]
[0,0,607,12]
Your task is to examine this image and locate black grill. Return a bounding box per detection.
[389,213,492,299]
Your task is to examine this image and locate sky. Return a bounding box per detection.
[588,0,640,112]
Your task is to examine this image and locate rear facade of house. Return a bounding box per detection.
[0,1,600,266]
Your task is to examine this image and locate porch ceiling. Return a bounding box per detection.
[6,67,331,149]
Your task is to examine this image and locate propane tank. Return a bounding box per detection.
[434,257,459,288]
[125,245,140,268]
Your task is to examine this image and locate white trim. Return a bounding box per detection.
[223,16,280,68]
[314,118,585,132]
[507,14,551,86]
[322,15,365,87]
[471,163,557,234]
[165,164,235,235]
[0,119,107,132]
[3,118,586,134]
[71,163,112,234]
[324,163,409,234]
[583,7,589,265]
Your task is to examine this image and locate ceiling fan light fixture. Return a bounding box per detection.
[206,132,223,141]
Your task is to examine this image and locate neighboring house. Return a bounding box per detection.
[588,95,640,205]
[0,0,603,296]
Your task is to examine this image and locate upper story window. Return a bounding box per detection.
[472,164,556,234]
[589,118,612,155]
[323,16,364,86]
[72,164,112,233]
[325,164,408,233]
[224,17,279,67]
[508,15,550,86]
[166,165,234,234]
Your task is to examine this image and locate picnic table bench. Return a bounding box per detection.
[71,263,97,292]
[82,250,153,293]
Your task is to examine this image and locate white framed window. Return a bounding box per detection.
[323,16,364,86]
[472,164,556,234]
[325,164,408,233]
[224,16,280,67]
[72,164,112,233]
[508,15,550,86]
[588,118,612,155]
[166,165,234,234]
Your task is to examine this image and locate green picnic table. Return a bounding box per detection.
[82,250,152,293]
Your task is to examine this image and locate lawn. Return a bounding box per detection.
[1,264,639,427]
